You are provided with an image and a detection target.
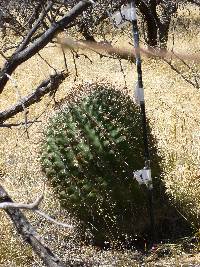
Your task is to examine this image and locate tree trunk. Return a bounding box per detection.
[80,23,96,42]
[136,0,158,48]
[158,1,178,49]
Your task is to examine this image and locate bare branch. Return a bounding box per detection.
[0,0,94,93]
[0,71,67,124]
[0,193,73,228]
[0,120,42,128]
[59,37,200,63]
[71,50,78,81]
[35,209,73,228]
[0,185,67,267]
[0,51,8,60]
[163,59,199,89]
[15,2,54,53]
[5,73,29,137]
[61,46,69,72]
[118,58,127,88]
[60,38,136,62]
[0,195,43,209]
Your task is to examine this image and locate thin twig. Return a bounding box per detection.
[5,74,29,137]
[0,72,67,124]
[61,46,69,72]
[163,59,199,89]
[0,195,43,209]
[37,52,57,72]
[0,120,42,128]
[35,210,73,228]
[71,50,78,81]
[0,51,8,60]
[118,58,127,88]
[78,52,93,63]
[0,194,73,228]
[20,96,55,138]
[173,52,200,89]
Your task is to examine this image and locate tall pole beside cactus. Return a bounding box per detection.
[130,0,155,242]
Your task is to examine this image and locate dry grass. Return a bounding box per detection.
[0,3,200,266]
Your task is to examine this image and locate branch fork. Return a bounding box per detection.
[0,188,73,229]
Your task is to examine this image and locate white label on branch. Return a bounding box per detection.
[111,4,136,28]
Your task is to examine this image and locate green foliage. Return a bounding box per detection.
[41,84,162,243]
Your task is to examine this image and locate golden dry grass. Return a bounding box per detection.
[0,3,200,266]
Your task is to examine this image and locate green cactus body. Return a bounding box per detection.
[41,84,162,243]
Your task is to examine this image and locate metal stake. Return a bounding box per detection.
[131,0,155,242]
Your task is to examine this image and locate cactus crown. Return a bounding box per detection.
[41,83,161,243]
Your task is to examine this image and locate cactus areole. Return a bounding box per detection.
[41,84,161,244]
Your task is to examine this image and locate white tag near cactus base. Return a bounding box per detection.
[133,169,152,188]
[134,82,144,104]
[111,4,136,28]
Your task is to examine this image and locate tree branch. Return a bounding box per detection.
[35,209,73,228]
[0,185,66,267]
[0,192,73,228]
[0,194,44,209]
[0,71,67,124]
[0,120,42,128]
[60,38,136,62]
[60,37,200,63]
[0,0,94,93]
[15,2,54,53]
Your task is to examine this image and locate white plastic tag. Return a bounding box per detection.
[111,4,136,28]
[128,3,137,21]
[134,82,144,104]
[133,169,152,188]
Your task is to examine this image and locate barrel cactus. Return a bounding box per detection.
[41,83,162,244]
